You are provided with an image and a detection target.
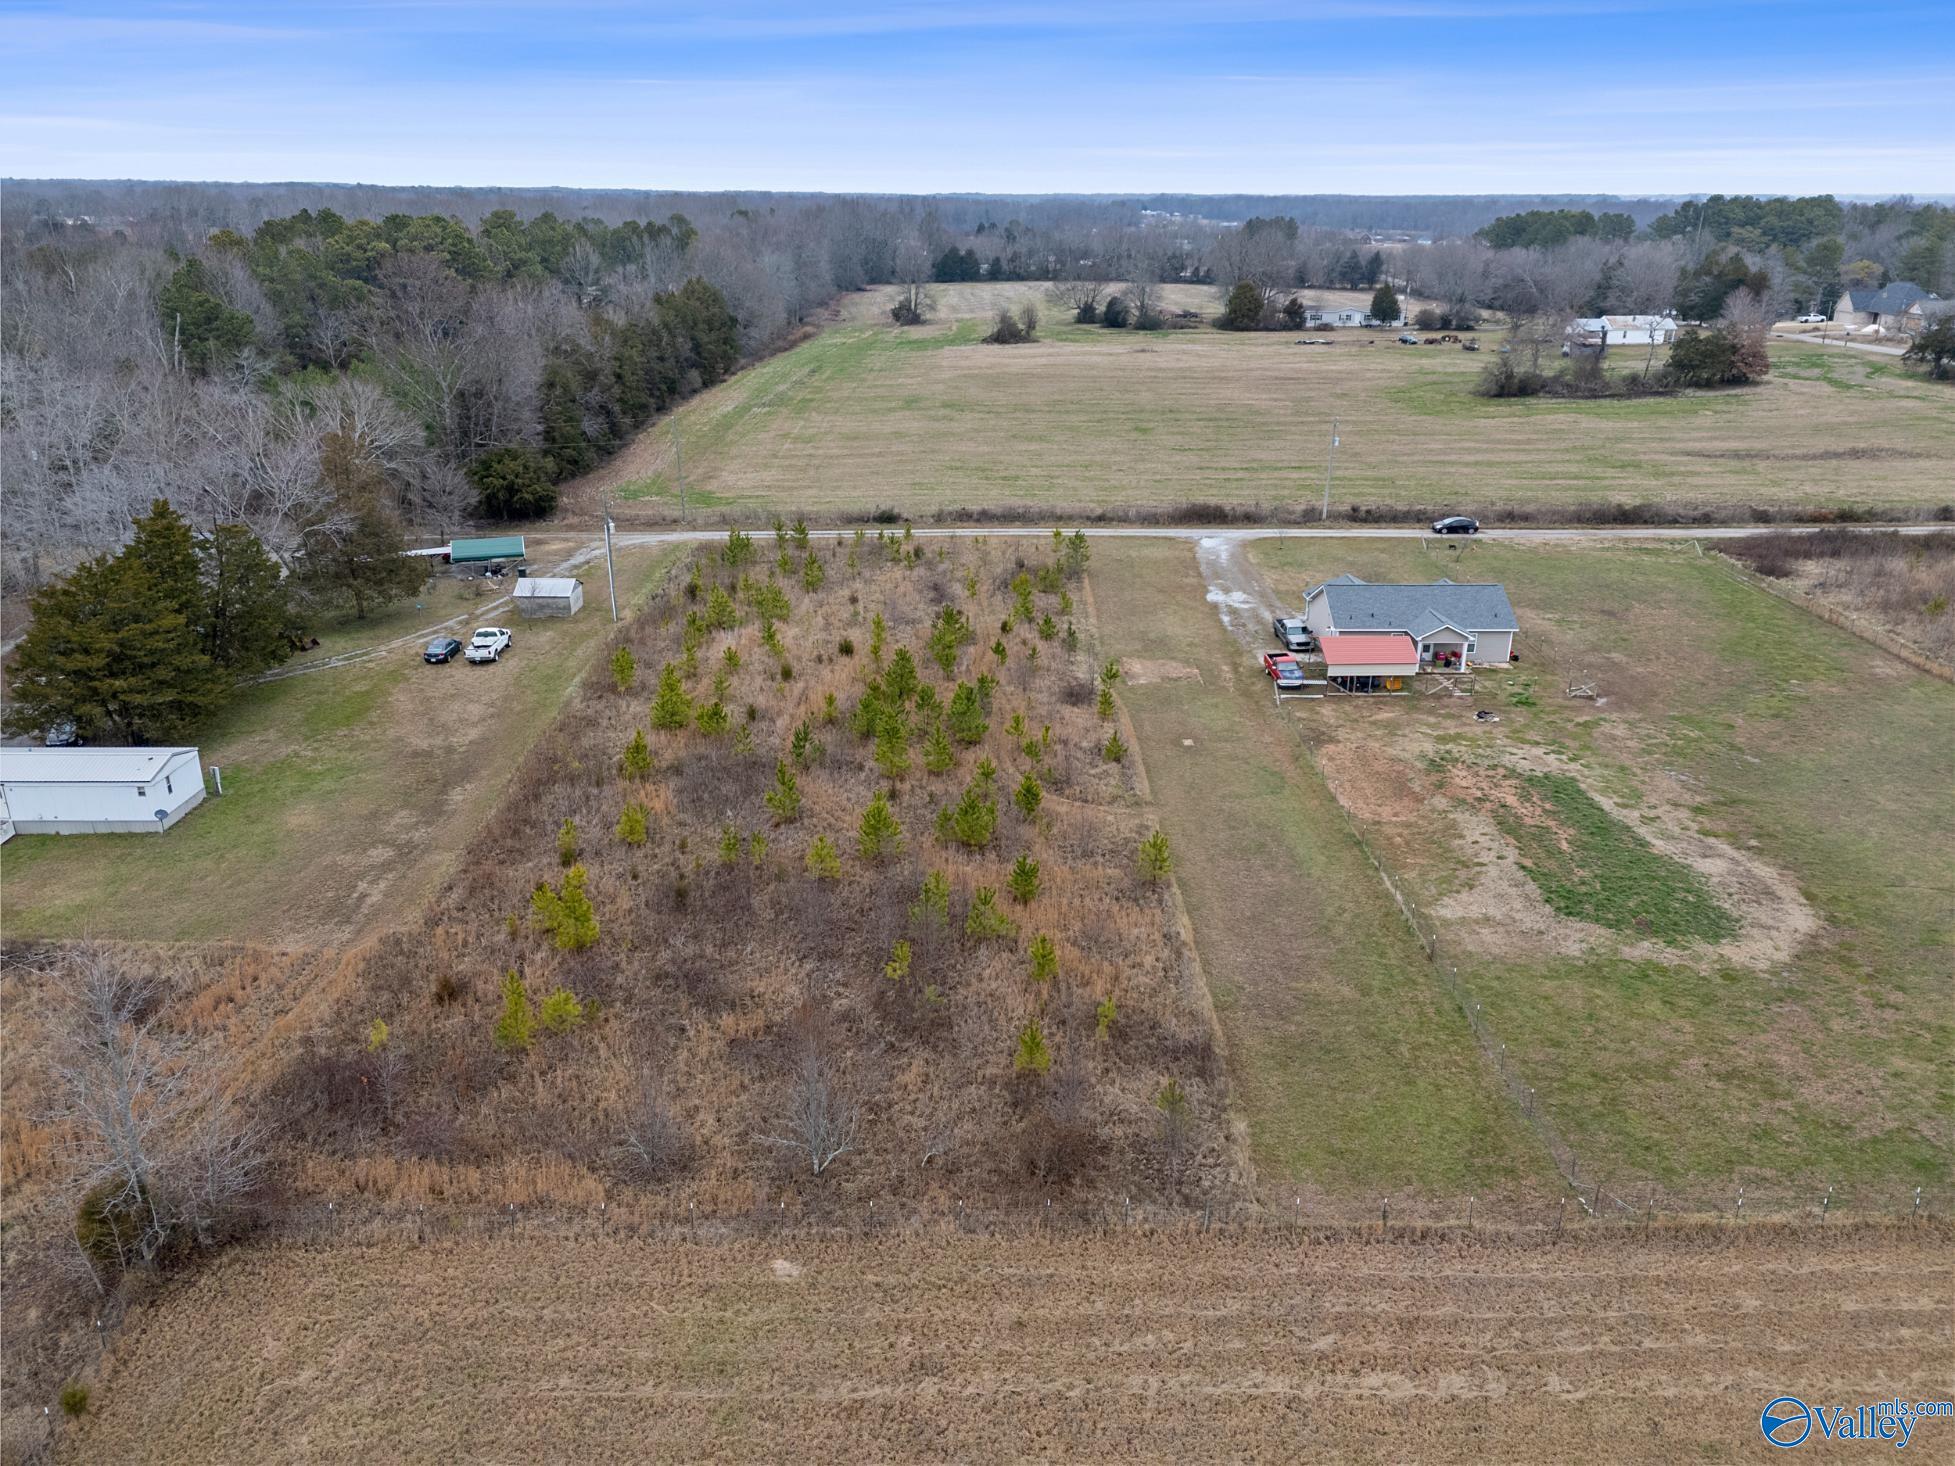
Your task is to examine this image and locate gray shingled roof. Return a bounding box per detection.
[1842,282,1934,315]
[1307,576,1518,636]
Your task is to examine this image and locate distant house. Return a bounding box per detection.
[0,747,205,836]
[1832,282,1936,332]
[1301,575,1519,668]
[1304,306,1370,328]
[513,576,585,618]
[1567,314,1679,348]
[1899,296,1955,334]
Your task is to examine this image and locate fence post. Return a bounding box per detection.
[1821,1186,1832,1221]
[1735,1186,1745,1222]
[1913,1187,1922,1219]
[1466,1195,1474,1230]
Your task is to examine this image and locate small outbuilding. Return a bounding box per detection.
[449,534,527,565]
[0,747,205,835]
[513,576,584,618]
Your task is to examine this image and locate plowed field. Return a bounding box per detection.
[58,1224,1952,1463]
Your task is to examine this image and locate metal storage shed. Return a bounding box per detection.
[449,535,527,564]
[513,577,584,618]
[0,747,205,834]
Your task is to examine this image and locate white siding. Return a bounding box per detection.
[1470,631,1514,666]
[1,748,205,834]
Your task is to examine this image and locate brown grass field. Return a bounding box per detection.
[573,282,1954,524]
[47,1223,1954,1464]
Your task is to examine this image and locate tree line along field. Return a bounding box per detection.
[52,1224,1955,1463]
[1240,536,1953,1206]
[582,282,1954,525]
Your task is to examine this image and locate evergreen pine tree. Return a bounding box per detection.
[857,788,904,861]
[650,663,694,729]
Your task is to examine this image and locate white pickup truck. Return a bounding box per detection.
[464,626,514,664]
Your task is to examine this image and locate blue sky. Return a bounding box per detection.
[3,1,1950,193]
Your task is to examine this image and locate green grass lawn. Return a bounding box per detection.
[1249,537,1955,1202]
[1,547,685,945]
[1090,539,1554,1200]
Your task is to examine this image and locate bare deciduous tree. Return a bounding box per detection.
[42,947,267,1287]
[755,1044,862,1176]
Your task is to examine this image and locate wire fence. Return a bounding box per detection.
[246,1182,1950,1252]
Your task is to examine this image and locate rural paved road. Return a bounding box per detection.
[241,520,1944,681]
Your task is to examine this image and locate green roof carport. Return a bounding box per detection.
[450,535,526,563]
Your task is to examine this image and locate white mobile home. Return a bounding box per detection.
[0,747,206,834]
[513,576,585,618]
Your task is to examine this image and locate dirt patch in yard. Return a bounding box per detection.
[1310,724,1820,970]
[1119,657,1203,686]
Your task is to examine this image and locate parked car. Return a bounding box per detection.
[1432,516,1480,535]
[1796,313,1827,324]
[1272,615,1315,653]
[464,626,514,664]
[423,636,464,664]
[42,720,82,747]
[1396,332,1421,344]
[1261,651,1308,690]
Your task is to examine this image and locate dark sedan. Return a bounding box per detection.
[423,636,464,664]
[1431,516,1480,535]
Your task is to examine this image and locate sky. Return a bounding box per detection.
[2,1,1951,195]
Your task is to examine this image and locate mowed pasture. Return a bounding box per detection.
[1088,539,1554,1203]
[0,544,684,945]
[55,1225,1954,1464]
[586,282,1954,522]
[1246,537,1955,1202]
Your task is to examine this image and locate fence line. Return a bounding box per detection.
[1304,741,1611,1204]
[1707,553,1952,683]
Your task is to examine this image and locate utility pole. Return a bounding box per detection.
[1320,417,1339,522]
[602,495,619,622]
[675,431,686,525]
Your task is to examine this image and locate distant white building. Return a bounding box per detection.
[0,747,205,835]
[1305,306,1375,328]
[1567,314,1679,347]
[513,576,585,618]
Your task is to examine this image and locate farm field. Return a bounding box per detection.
[55,1225,1955,1464]
[1089,539,1552,1201]
[0,545,684,945]
[1242,536,1955,1203]
[582,282,1954,524]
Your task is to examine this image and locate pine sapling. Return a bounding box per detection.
[857,788,904,861]
[611,645,637,692]
[1028,932,1057,982]
[494,969,533,1051]
[805,834,842,878]
[1007,853,1041,903]
[1014,1020,1052,1075]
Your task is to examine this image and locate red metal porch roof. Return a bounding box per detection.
[1318,633,1419,668]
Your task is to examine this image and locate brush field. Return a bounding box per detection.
[579,283,1953,523]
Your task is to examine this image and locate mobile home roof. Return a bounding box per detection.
[0,747,198,784]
